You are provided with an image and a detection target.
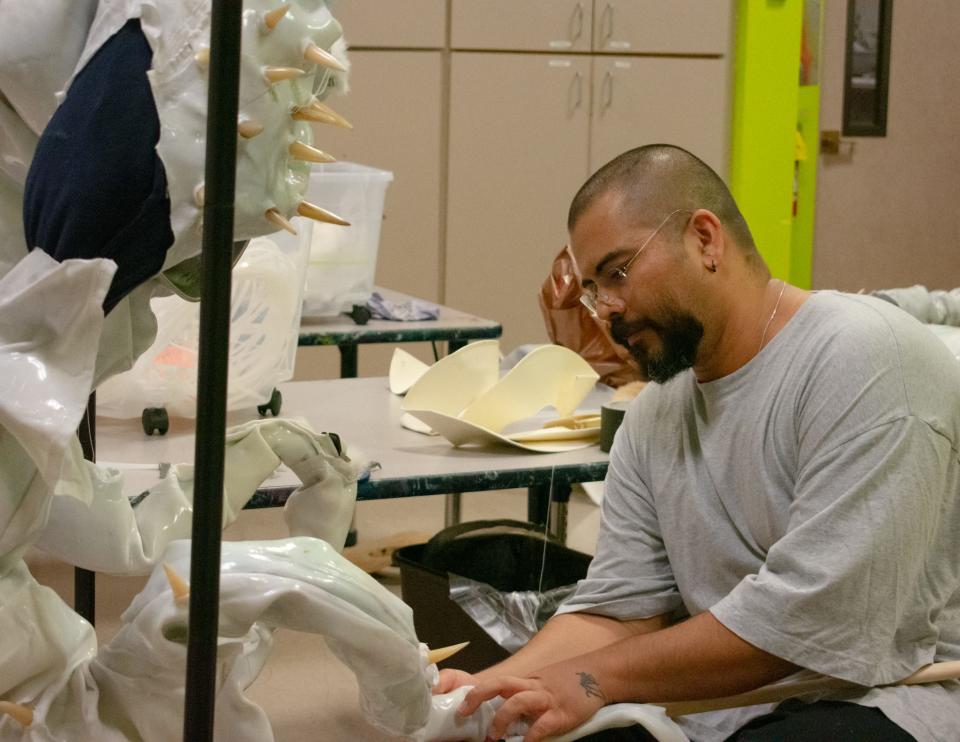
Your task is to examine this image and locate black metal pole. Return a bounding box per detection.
[75,392,97,625]
[183,2,242,740]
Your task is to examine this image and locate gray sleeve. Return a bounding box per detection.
[557,406,683,620]
[711,415,959,685]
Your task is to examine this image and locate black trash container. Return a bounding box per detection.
[393,519,592,673]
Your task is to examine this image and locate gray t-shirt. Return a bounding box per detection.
[558,292,960,741]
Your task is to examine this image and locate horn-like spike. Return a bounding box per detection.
[298,200,351,226]
[263,3,291,29]
[194,47,210,66]
[289,140,336,164]
[162,563,190,601]
[427,641,470,666]
[0,702,33,728]
[193,184,205,208]
[303,43,346,72]
[237,119,264,139]
[310,101,354,130]
[264,66,304,84]
[291,106,335,124]
[265,208,298,235]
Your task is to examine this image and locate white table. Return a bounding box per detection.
[98,377,612,541]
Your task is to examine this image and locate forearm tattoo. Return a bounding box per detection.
[576,671,607,701]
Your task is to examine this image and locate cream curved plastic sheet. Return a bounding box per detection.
[401,342,600,453]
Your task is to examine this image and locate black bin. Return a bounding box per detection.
[393,519,592,673]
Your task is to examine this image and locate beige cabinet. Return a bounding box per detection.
[445,53,591,348]
[593,0,732,55]
[451,0,592,52]
[590,55,730,174]
[315,51,444,302]
[327,0,446,48]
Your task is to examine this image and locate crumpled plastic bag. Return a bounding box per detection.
[538,245,641,387]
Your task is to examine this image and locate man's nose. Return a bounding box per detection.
[596,294,626,322]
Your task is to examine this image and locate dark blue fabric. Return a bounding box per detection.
[23,18,173,313]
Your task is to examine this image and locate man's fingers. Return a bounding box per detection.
[434,668,472,695]
[459,676,537,716]
[523,711,568,742]
[487,692,550,742]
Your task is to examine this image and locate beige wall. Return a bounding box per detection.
[813,0,960,291]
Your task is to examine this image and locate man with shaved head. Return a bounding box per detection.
[437,145,960,741]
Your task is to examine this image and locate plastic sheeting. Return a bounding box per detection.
[539,245,641,388]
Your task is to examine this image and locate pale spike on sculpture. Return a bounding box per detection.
[162,563,190,602]
[264,66,304,84]
[238,119,265,139]
[0,701,33,728]
[289,140,336,164]
[193,184,205,208]
[304,42,346,72]
[263,4,292,30]
[265,208,298,235]
[426,641,470,666]
[310,101,353,130]
[298,200,350,226]
[291,106,333,124]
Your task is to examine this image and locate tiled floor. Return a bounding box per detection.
[24,487,602,741]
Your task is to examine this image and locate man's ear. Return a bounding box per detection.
[690,209,724,272]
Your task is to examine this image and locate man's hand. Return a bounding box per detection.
[433,668,477,695]
[458,660,608,742]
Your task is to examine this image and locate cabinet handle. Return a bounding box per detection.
[569,70,584,113]
[571,2,584,43]
[600,3,615,46]
[601,70,613,112]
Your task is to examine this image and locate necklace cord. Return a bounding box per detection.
[758,280,787,353]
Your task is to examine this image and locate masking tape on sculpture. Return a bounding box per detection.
[400,342,601,453]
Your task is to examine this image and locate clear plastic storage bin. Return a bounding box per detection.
[302,161,394,318]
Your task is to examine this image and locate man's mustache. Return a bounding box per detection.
[610,317,658,347]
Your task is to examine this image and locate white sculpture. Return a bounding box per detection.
[0,3,689,740]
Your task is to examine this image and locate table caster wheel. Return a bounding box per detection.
[348,304,372,325]
[257,388,282,417]
[142,407,169,436]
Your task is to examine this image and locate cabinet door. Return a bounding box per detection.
[590,56,730,177]
[446,53,591,348]
[593,0,732,55]
[328,0,446,48]
[451,0,592,52]
[315,51,444,302]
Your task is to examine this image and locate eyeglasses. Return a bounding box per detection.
[579,208,691,315]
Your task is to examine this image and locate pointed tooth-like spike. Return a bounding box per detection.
[298,200,350,226]
[263,3,292,29]
[162,563,190,601]
[237,119,265,139]
[194,47,210,66]
[427,641,470,666]
[264,66,304,84]
[310,101,353,130]
[291,106,333,123]
[193,184,205,208]
[0,702,33,727]
[304,42,346,72]
[265,208,298,235]
[289,140,336,164]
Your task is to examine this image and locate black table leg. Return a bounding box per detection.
[75,393,96,625]
[338,343,359,544]
[527,482,571,542]
[338,343,358,378]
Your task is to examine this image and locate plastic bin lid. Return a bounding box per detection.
[310,161,394,182]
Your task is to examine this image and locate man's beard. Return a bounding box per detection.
[610,312,704,384]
